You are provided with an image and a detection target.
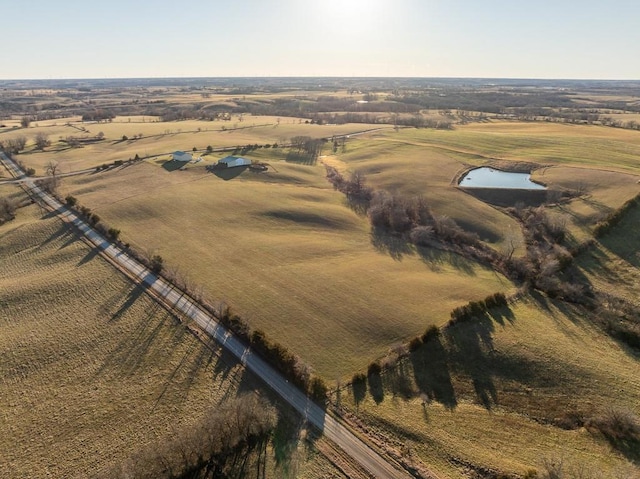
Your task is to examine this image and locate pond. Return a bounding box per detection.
[459,167,546,190]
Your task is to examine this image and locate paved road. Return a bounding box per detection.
[0,151,412,479]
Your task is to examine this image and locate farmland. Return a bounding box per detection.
[58,157,512,379]
[0,204,345,478]
[2,77,640,478]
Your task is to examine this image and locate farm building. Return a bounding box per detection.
[218,156,251,168]
[172,151,192,162]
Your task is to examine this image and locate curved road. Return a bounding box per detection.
[0,151,412,479]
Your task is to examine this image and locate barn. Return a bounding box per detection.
[172,151,192,162]
[218,156,251,168]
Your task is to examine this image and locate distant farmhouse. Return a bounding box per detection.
[172,151,192,162]
[218,156,251,168]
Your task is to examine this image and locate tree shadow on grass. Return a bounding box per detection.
[77,246,99,265]
[410,334,457,410]
[38,222,71,248]
[386,359,417,400]
[487,304,516,326]
[352,377,367,408]
[95,301,168,378]
[416,245,476,276]
[285,151,316,165]
[368,372,384,404]
[370,227,413,261]
[445,315,498,410]
[152,331,218,411]
[604,437,640,465]
[271,406,306,476]
[110,282,148,322]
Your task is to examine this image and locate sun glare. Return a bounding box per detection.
[314,0,389,35]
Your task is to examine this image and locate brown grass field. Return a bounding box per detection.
[2,115,393,174]
[58,158,511,380]
[4,115,640,478]
[337,294,640,478]
[0,205,342,478]
[47,121,640,381]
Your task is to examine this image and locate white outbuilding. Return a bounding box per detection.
[218,156,251,168]
[172,151,192,162]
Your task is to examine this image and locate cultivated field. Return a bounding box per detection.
[0,205,341,478]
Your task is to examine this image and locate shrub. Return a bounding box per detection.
[65,195,77,207]
[589,408,640,443]
[409,225,434,246]
[150,254,164,274]
[309,376,328,403]
[107,227,121,241]
[422,325,441,344]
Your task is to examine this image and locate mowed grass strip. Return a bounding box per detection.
[341,296,640,478]
[0,206,249,478]
[61,161,512,379]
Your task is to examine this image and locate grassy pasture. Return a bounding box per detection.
[540,166,640,241]
[61,160,512,380]
[339,295,640,478]
[0,206,243,477]
[412,121,640,173]
[576,199,640,305]
[333,124,639,248]
[55,120,640,380]
[328,130,525,251]
[0,205,344,479]
[4,115,392,174]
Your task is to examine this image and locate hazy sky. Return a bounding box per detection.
[2,0,639,79]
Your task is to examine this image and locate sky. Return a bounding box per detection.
[1,0,639,80]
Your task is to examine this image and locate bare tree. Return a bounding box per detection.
[6,135,27,154]
[34,132,50,150]
[45,161,59,177]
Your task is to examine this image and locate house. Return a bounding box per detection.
[172,151,192,162]
[218,156,251,168]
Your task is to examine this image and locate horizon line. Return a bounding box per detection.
[1,75,639,83]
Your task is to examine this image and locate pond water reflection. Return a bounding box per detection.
[460,167,546,190]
